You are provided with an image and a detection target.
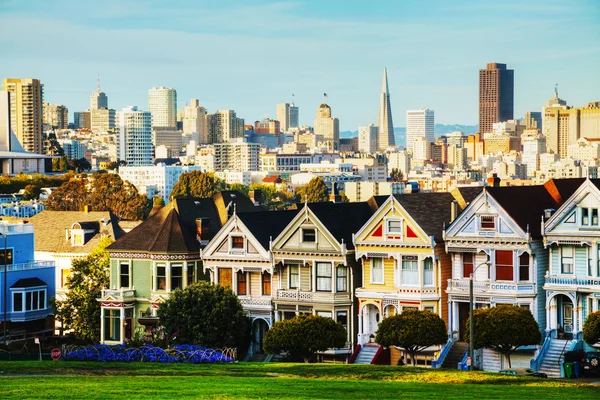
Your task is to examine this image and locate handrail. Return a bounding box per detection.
[370,345,383,365]
[348,344,361,364]
[431,338,455,368]
[458,345,470,370]
[558,340,569,366]
[530,336,551,371]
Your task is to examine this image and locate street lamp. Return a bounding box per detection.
[2,225,8,345]
[469,260,492,371]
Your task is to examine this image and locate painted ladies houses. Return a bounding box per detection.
[269,201,377,352]
[352,188,482,348]
[443,179,582,371]
[542,178,600,339]
[98,191,260,344]
[201,209,299,357]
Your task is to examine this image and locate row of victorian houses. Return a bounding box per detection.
[94,179,600,375]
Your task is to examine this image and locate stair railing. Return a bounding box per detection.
[458,345,470,370]
[348,344,361,364]
[558,340,569,367]
[431,338,455,368]
[530,336,551,371]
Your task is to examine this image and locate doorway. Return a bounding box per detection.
[251,319,269,354]
[458,302,470,340]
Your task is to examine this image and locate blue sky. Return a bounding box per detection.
[1,0,599,130]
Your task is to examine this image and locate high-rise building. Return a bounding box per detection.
[479,63,514,135]
[58,139,86,159]
[406,108,434,152]
[314,103,339,151]
[254,118,280,134]
[412,137,432,161]
[152,129,182,158]
[74,111,91,130]
[43,103,68,129]
[377,68,395,150]
[207,110,245,143]
[116,106,152,166]
[523,111,542,129]
[387,150,411,177]
[181,99,207,143]
[90,79,108,110]
[358,124,378,154]
[148,87,177,129]
[2,78,44,153]
[213,139,260,172]
[276,102,299,132]
[90,108,115,133]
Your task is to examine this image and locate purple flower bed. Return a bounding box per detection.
[62,344,235,363]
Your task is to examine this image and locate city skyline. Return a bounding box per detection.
[1,0,599,131]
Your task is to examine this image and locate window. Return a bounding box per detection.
[582,208,589,225]
[13,292,23,312]
[262,272,271,295]
[104,309,120,341]
[336,266,347,292]
[237,271,247,295]
[561,247,573,274]
[593,209,599,226]
[317,311,332,318]
[463,254,474,278]
[423,258,434,286]
[401,256,418,285]
[480,215,495,230]
[219,268,232,288]
[384,304,397,318]
[387,219,402,234]
[232,236,244,249]
[336,311,348,333]
[187,262,195,285]
[72,234,84,246]
[302,229,316,242]
[316,263,332,291]
[496,250,514,281]
[289,265,299,288]
[120,262,129,288]
[519,253,530,281]
[424,306,435,313]
[0,248,13,265]
[156,265,166,290]
[171,264,183,290]
[61,269,71,288]
[371,258,384,284]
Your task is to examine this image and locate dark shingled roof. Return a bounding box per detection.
[306,202,375,249]
[107,191,259,254]
[394,192,458,242]
[237,210,300,249]
[11,277,47,288]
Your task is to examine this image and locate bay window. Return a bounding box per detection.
[336,266,348,292]
[519,253,530,281]
[561,247,573,274]
[156,264,166,290]
[262,272,271,295]
[495,250,514,281]
[316,263,332,291]
[104,309,120,342]
[371,258,384,284]
[289,265,299,289]
[423,258,434,286]
[237,271,247,295]
[463,253,473,278]
[401,256,418,285]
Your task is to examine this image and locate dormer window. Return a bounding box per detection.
[582,208,589,225]
[387,220,402,234]
[72,230,84,246]
[302,229,316,243]
[231,236,244,249]
[480,215,496,230]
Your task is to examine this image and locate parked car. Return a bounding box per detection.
[582,352,600,377]
[499,368,548,378]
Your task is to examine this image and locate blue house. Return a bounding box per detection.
[0,222,55,340]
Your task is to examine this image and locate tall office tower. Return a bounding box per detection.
[276,102,300,132]
[148,87,177,129]
[74,111,91,130]
[479,63,514,135]
[213,140,260,172]
[358,124,378,154]
[521,129,547,178]
[116,106,152,166]
[377,68,395,150]
[2,78,44,153]
[90,108,116,133]
[412,137,432,161]
[152,129,182,158]
[314,103,339,151]
[43,103,69,129]
[90,79,108,110]
[406,108,434,152]
[181,99,208,143]
[523,111,542,129]
[207,110,244,143]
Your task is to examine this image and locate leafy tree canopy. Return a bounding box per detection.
[375,309,447,365]
[263,315,347,362]
[157,282,250,350]
[295,177,329,203]
[390,168,404,182]
[170,171,225,200]
[51,237,112,342]
[465,305,541,368]
[583,311,600,345]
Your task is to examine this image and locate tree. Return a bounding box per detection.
[22,184,41,200]
[153,196,165,207]
[45,179,89,211]
[263,315,347,363]
[465,305,541,368]
[228,183,250,197]
[51,238,112,342]
[375,309,447,366]
[59,155,69,172]
[68,158,92,173]
[390,168,404,182]
[170,171,225,199]
[339,190,350,203]
[157,282,250,350]
[583,311,600,345]
[295,177,329,203]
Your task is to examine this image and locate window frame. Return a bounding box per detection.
[262,272,271,296]
[480,215,496,230]
[519,253,530,282]
[231,235,245,250]
[561,246,574,275]
[370,257,384,284]
[401,255,419,286]
[462,253,474,278]
[289,265,299,289]
[13,288,47,312]
[336,266,348,292]
[423,258,434,286]
[237,270,247,295]
[119,261,130,289]
[385,218,403,235]
[171,263,183,291]
[156,264,167,291]
[316,262,332,292]
[302,228,316,243]
[495,250,514,281]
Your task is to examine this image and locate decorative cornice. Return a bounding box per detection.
[110,252,200,260]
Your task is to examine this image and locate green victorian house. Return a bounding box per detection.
[97,191,260,344]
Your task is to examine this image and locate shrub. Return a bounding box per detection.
[583,311,600,345]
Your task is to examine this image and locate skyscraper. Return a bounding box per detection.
[148,87,177,129]
[358,124,378,154]
[276,102,299,132]
[116,106,152,166]
[2,78,44,153]
[207,110,244,143]
[478,62,514,134]
[314,103,339,151]
[90,78,108,110]
[377,68,395,150]
[181,99,208,143]
[43,103,69,129]
[406,108,434,152]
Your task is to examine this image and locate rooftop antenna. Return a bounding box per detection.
[304,193,308,206]
[97,73,101,91]
[554,83,558,98]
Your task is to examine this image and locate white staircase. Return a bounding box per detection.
[538,339,572,378]
[353,344,380,364]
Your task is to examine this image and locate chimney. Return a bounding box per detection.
[249,190,263,207]
[544,208,555,219]
[84,205,91,213]
[196,218,210,244]
[329,182,342,203]
[487,173,501,187]
[450,200,459,223]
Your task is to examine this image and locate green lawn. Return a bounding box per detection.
[0,362,598,399]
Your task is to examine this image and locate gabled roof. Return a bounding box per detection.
[394,192,458,242]
[29,211,124,254]
[237,209,300,249]
[11,277,47,288]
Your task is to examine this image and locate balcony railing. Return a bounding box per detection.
[239,297,272,308]
[275,289,352,303]
[101,288,136,301]
[447,279,535,295]
[5,261,54,272]
[545,274,600,287]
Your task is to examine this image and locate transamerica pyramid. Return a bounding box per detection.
[377,67,395,150]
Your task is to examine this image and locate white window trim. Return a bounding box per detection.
[384,217,403,238]
[370,257,384,284]
[300,227,317,243]
[229,235,246,253]
[11,287,47,312]
[119,261,131,288]
[479,215,496,231]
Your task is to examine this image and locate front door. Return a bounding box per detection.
[563,303,573,334]
[458,302,470,340]
[252,319,269,354]
[124,318,133,340]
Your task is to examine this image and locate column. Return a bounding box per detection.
[232,268,238,295]
[151,261,156,292]
[331,263,335,294]
[183,263,188,287]
[166,262,171,293]
[120,307,125,344]
[100,306,105,344]
[545,302,551,333]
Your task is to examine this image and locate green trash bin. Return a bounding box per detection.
[563,362,574,378]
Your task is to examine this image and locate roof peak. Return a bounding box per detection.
[382,67,389,94]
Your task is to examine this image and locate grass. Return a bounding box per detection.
[0,361,599,399]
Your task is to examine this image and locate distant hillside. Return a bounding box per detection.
[340,124,478,148]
